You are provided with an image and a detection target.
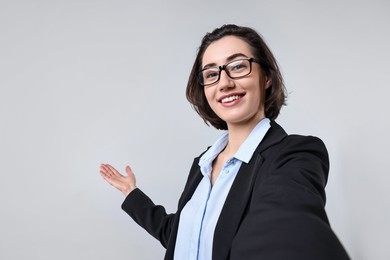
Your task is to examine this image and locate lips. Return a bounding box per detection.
[221,95,241,103]
[219,93,245,103]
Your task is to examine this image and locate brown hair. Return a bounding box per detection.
[186,24,287,130]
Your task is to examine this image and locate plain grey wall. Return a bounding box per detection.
[1,0,389,259]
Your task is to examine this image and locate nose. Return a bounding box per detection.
[218,69,235,91]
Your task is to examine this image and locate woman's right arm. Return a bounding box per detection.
[99,163,175,248]
[121,188,176,248]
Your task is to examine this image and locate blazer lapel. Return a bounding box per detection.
[178,166,203,210]
[212,121,287,260]
[213,153,264,260]
[165,159,204,260]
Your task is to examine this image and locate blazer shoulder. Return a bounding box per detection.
[283,134,327,148]
[277,134,329,161]
[260,121,328,157]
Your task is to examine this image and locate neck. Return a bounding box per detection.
[223,116,265,157]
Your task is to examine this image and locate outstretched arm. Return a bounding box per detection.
[100,164,137,196]
[100,163,177,247]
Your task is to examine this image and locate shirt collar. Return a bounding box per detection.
[199,131,228,173]
[234,118,271,163]
[199,118,271,167]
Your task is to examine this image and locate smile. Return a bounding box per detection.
[221,95,242,103]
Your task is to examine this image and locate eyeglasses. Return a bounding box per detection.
[197,58,259,86]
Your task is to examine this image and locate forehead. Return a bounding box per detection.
[202,36,253,66]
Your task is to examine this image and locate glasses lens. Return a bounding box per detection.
[199,68,220,86]
[197,59,253,86]
[226,59,251,78]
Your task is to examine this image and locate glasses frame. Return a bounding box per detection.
[197,57,259,86]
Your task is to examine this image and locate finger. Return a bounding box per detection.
[125,165,134,176]
[100,168,112,179]
[100,164,109,173]
[100,164,113,177]
[106,164,122,177]
[102,164,119,177]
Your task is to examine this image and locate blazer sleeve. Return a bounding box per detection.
[229,135,350,260]
[120,155,204,250]
[121,188,176,248]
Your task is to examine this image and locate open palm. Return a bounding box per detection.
[100,164,137,196]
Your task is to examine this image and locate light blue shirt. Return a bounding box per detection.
[173,118,271,260]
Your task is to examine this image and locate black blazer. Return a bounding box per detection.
[122,121,350,259]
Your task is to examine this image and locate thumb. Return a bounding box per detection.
[125,165,134,176]
[125,165,137,191]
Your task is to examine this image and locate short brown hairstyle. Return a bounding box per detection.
[186,24,287,130]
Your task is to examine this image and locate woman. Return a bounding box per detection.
[100,24,350,260]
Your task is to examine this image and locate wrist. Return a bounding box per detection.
[123,185,136,197]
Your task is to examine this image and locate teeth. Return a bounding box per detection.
[221,95,241,103]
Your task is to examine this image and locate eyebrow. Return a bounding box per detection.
[202,53,249,69]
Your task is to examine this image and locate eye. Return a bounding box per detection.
[228,60,248,72]
[203,69,219,79]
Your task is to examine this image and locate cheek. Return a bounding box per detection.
[250,82,264,108]
[204,89,214,104]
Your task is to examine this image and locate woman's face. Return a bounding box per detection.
[202,36,269,128]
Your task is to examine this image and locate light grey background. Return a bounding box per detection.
[1,0,389,259]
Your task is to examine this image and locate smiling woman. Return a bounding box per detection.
[100,24,350,260]
[201,36,267,135]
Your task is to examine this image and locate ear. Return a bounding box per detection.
[265,77,272,89]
